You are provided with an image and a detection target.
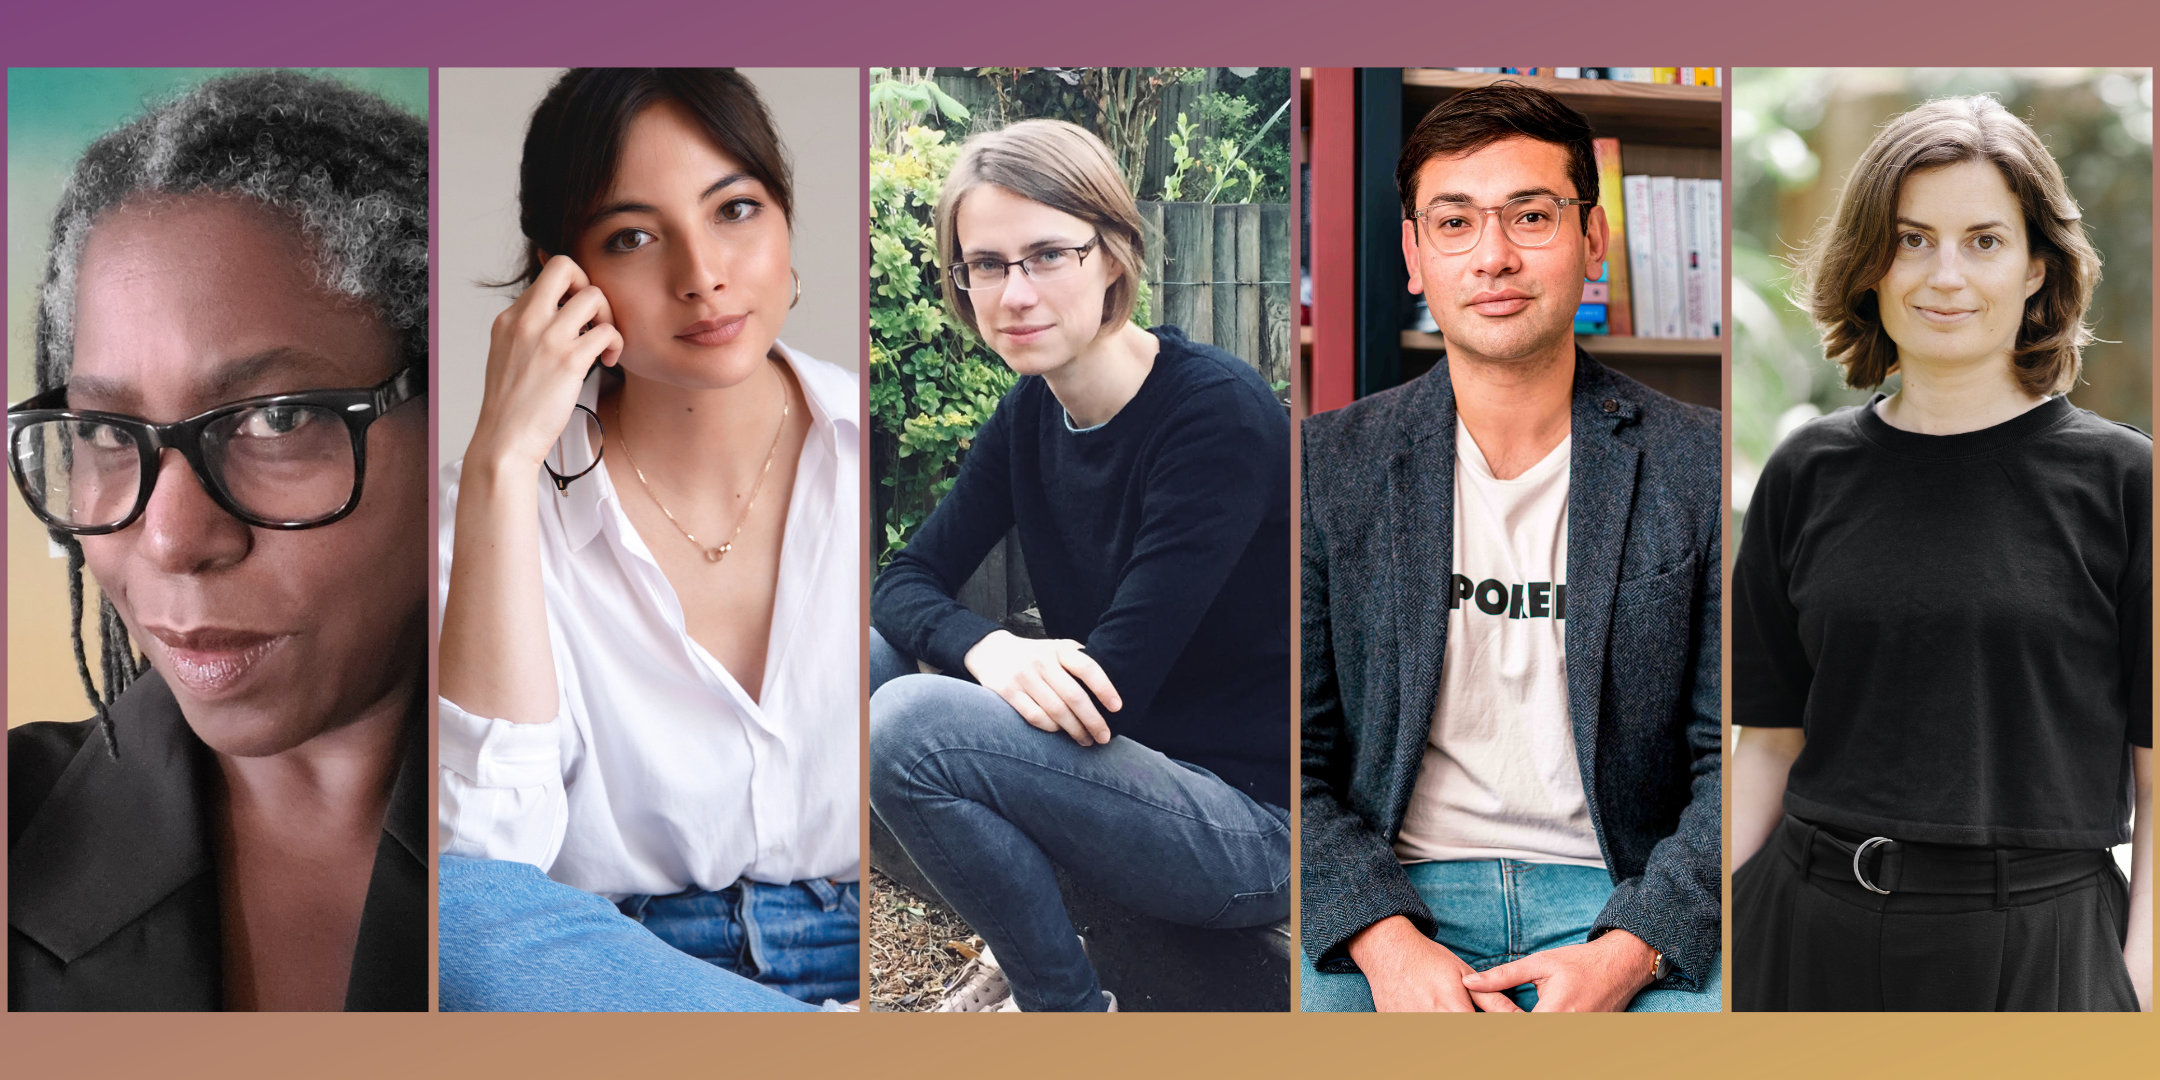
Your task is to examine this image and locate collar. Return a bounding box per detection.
[1401,344,1641,446]
[555,341,857,554]
[8,670,430,969]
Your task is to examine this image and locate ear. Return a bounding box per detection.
[1401,218,1426,296]
[2022,251,2046,301]
[1584,205,1611,281]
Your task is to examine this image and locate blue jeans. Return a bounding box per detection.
[1300,860,1722,1012]
[869,630,1290,1012]
[439,856,856,1012]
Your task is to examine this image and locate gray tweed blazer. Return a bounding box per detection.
[1300,349,1722,991]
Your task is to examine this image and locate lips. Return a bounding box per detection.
[678,314,749,347]
[1467,290,1533,317]
[144,626,285,697]
[998,323,1053,345]
[1914,306,1978,326]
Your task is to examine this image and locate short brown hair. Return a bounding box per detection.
[1793,95,2099,394]
[1396,81,1598,229]
[934,119,1145,340]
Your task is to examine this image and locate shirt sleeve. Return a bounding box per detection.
[1732,442,1811,729]
[2124,464,2152,749]
[1080,383,1282,734]
[870,389,1019,675]
[433,459,573,869]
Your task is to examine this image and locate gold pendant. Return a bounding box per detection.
[705,543,729,563]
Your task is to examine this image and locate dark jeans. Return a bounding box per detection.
[868,629,1290,1011]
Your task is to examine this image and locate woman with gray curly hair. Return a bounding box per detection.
[7,69,428,1011]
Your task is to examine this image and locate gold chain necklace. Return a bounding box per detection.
[613,362,790,564]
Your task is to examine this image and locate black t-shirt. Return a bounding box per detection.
[1735,394,2151,849]
[873,325,1292,807]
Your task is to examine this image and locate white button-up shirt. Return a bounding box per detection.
[438,344,859,900]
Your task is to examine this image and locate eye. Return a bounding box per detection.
[1030,248,1071,268]
[235,405,317,439]
[605,228,655,253]
[716,197,762,223]
[1514,209,1550,225]
[77,422,131,451]
[970,257,1006,274]
[1972,233,2001,251]
[1897,231,1929,250]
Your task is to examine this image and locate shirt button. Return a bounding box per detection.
[767,841,788,856]
[1601,398,1619,413]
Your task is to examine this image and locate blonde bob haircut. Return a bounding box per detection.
[934,119,1146,341]
[1793,95,2100,395]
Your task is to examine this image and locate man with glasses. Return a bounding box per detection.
[1299,83,1722,1012]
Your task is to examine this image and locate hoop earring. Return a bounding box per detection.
[544,403,605,494]
[791,267,801,310]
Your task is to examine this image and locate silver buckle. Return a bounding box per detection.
[1852,836,1895,894]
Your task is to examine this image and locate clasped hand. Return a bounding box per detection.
[469,255,623,472]
[963,630,1123,747]
[1347,915,1655,1012]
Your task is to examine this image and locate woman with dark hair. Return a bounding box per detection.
[435,68,859,1012]
[7,69,429,1011]
[1733,95,2151,1011]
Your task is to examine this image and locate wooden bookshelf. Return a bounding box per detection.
[1401,70,1721,146]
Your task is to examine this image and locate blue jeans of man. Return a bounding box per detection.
[1300,860,1722,1012]
[439,855,858,1011]
[869,629,1291,1012]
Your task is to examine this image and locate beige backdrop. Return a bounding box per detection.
[436,67,862,467]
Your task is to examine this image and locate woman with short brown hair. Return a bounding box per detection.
[1733,95,2150,1011]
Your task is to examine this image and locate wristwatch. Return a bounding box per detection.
[1649,948,1670,983]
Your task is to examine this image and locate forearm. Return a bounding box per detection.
[439,457,558,723]
[1733,727,1803,868]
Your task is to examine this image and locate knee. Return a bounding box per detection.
[868,674,1007,805]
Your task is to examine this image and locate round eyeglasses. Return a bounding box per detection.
[7,366,422,534]
[949,236,1101,291]
[1411,196,1593,255]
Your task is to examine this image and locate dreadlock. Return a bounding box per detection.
[31,70,427,755]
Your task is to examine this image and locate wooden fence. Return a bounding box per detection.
[1138,200,1294,390]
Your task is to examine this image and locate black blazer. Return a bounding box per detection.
[1300,351,1723,990]
[9,670,427,1011]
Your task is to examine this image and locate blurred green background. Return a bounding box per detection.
[1731,68,2152,516]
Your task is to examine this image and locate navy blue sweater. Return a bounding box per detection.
[873,326,1291,807]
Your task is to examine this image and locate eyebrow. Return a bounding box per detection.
[68,346,354,410]
[1895,216,2011,233]
[588,172,756,226]
[1423,185,1564,208]
[961,237,1084,259]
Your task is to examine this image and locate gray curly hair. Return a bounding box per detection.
[28,69,428,753]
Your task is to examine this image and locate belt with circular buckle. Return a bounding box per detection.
[1852,836,1896,895]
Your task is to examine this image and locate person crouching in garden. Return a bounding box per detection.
[868,119,1291,1013]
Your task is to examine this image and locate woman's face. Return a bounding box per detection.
[1875,159,2046,373]
[69,196,428,758]
[568,98,792,390]
[953,183,1121,377]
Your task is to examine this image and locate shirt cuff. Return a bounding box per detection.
[438,696,563,789]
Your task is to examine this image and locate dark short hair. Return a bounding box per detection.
[1792,95,2099,395]
[509,68,793,287]
[1395,81,1598,231]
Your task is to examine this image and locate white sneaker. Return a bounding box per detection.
[1000,989,1116,1012]
[934,945,1010,1012]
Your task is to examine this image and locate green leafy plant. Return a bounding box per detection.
[869,68,970,153]
[870,125,1018,566]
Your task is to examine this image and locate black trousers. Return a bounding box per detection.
[1734,815,2138,1011]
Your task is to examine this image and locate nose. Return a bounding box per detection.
[1464,212,1525,277]
[997,266,1039,310]
[675,230,728,300]
[135,451,252,575]
[1924,244,1968,291]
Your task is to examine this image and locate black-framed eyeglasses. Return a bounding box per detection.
[1411,196,1593,255]
[7,366,421,534]
[948,236,1101,291]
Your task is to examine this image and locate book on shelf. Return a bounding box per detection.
[1622,173,1657,339]
[1648,175,1684,338]
[1679,177,1706,338]
[1592,137,1634,336]
[1701,178,1723,338]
